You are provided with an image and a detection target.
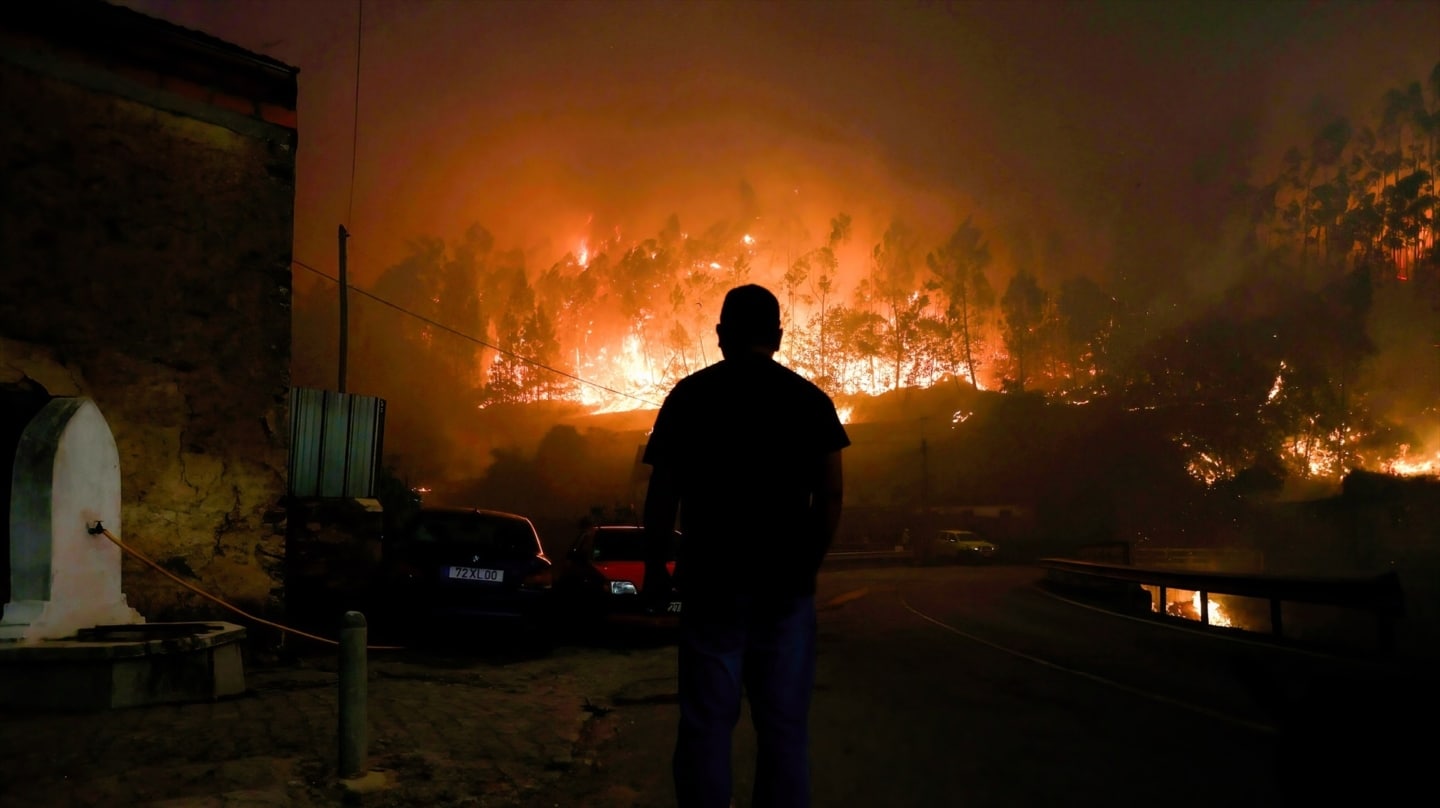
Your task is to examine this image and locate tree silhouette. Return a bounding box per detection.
[926,216,994,388]
[1056,275,1116,386]
[1000,270,1046,392]
[868,219,924,390]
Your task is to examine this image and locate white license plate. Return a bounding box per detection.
[447,566,504,582]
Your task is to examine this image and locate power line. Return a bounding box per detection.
[291,258,663,408]
[346,0,363,226]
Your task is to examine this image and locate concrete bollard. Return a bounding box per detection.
[339,610,368,779]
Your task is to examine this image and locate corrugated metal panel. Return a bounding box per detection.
[344,395,384,496]
[288,387,385,498]
[289,388,324,495]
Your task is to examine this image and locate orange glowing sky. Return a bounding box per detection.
[118,0,1437,308]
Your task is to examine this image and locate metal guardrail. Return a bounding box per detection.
[1037,557,1405,652]
[1131,546,1265,572]
[826,548,914,565]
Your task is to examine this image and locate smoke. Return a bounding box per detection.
[127,0,1440,496]
[117,1,1436,295]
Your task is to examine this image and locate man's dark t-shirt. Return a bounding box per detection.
[643,354,851,597]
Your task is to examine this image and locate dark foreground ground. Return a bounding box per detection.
[1,565,1434,807]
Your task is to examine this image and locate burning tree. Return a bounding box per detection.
[926,216,995,389]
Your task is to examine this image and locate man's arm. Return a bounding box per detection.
[812,449,844,561]
[642,462,680,594]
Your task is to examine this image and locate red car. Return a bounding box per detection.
[556,525,681,626]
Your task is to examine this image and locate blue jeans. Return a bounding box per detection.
[674,592,817,808]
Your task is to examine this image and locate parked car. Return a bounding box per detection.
[556,524,682,626]
[376,507,555,633]
[931,529,998,564]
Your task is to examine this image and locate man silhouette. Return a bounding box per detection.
[643,284,850,808]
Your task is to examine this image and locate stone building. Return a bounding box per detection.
[0,1,298,619]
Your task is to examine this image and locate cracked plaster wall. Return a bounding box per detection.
[0,62,294,619]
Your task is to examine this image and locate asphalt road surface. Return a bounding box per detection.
[546,564,1434,808]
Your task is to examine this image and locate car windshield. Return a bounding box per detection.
[408,512,538,559]
[593,529,675,562]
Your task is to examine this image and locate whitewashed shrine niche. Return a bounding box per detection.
[1,397,143,641]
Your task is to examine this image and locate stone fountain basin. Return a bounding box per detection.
[0,621,246,711]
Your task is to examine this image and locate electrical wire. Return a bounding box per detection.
[291,258,663,408]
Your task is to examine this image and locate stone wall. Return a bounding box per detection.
[0,7,297,620]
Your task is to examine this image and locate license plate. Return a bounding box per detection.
[447,566,504,582]
[667,601,682,614]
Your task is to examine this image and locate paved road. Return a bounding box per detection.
[1,565,1431,806]
[548,564,1434,807]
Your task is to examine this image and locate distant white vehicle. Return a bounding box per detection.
[931,529,998,564]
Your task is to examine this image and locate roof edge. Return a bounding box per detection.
[1,0,298,108]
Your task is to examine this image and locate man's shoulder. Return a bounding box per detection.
[668,364,722,396]
[670,358,835,407]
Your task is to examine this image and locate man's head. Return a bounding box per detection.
[717,284,782,357]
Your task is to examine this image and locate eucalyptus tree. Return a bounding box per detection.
[907,312,953,388]
[1306,118,1354,270]
[518,302,564,401]
[439,225,492,387]
[534,250,597,378]
[781,252,811,366]
[483,265,536,405]
[478,264,566,404]
[925,216,994,388]
[867,218,924,390]
[364,232,489,405]
[611,238,675,380]
[1000,269,1047,391]
[1056,275,1117,386]
[834,305,887,394]
[1426,64,1440,273]
[1383,169,1436,278]
[1376,82,1429,270]
[807,212,850,387]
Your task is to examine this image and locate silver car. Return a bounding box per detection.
[932,529,998,563]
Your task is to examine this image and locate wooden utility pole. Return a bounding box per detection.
[919,415,930,508]
[338,225,350,393]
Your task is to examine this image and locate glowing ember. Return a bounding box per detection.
[1265,360,1286,404]
[836,406,853,424]
[1185,451,1229,486]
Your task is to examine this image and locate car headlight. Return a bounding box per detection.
[610,581,639,596]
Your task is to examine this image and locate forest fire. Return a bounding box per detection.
[1182,439,1440,487]
[289,58,1437,497]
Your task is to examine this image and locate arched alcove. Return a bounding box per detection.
[0,380,52,608]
